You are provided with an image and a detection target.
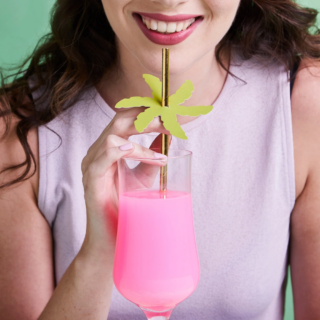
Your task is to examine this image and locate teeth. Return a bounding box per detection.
[183,20,191,30]
[142,17,151,29]
[150,19,157,30]
[167,22,176,33]
[157,21,167,33]
[176,22,184,32]
[141,16,196,34]
[145,19,151,29]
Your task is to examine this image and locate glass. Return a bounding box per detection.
[114,149,200,320]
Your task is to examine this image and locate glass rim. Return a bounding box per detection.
[123,148,192,161]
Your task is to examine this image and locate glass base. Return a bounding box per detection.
[140,307,173,320]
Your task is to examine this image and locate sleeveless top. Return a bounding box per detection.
[37,56,295,320]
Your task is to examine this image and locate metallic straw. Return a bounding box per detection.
[160,48,170,193]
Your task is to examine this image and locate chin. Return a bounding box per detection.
[134,49,200,76]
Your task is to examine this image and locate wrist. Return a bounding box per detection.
[79,233,115,269]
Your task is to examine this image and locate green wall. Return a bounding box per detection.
[0,0,54,67]
[299,0,320,12]
[1,1,319,319]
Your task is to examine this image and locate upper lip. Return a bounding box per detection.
[134,12,202,22]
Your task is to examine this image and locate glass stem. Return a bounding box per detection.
[141,307,173,320]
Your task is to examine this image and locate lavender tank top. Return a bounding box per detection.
[37,56,295,319]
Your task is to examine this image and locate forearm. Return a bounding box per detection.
[39,246,113,320]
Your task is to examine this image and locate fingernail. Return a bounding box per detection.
[119,143,133,151]
[154,152,167,159]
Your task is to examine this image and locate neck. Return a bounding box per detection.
[97,46,229,125]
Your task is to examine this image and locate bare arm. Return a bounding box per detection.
[0,107,168,319]
[0,122,54,319]
[290,60,320,319]
[0,157,114,320]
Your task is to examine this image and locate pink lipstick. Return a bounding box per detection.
[133,13,203,46]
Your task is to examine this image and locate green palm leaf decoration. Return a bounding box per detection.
[114,96,159,109]
[161,107,188,140]
[135,106,162,133]
[169,79,194,106]
[115,74,214,140]
[143,74,162,104]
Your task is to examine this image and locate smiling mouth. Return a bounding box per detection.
[135,13,202,35]
[133,12,203,45]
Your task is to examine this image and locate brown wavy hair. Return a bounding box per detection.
[1,0,320,189]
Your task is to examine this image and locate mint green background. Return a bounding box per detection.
[0,1,319,319]
[0,0,55,68]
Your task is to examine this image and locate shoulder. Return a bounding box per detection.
[291,58,320,198]
[289,60,320,317]
[292,59,320,111]
[0,98,39,198]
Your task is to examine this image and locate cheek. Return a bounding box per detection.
[205,0,241,18]
[101,0,131,31]
[203,0,240,40]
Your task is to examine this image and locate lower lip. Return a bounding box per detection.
[133,14,203,46]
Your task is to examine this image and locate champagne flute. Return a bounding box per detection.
[114,149,200,319]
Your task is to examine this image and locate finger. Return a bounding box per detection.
[83,132,133,174]
[130,133,170,179]
[114,136,168,191]
[127,134,172,190]
[85,140,168,185]
[93,134,169,167]
[92,108,160,152]
[84,144,135,191]
[89,107,170,160]
[132,133,172,171]
[109,108,170,139]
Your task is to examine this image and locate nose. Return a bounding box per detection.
[150,0,189,9]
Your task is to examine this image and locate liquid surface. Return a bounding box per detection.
[113,190,200,311]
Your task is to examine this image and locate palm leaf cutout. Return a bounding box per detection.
[143,74,162,104]
[161,107,188,140]
[115,96,159,109]
[169,80,194,106]
[135,106,162,133]
[115,74,214,140]
[173,105,213,116]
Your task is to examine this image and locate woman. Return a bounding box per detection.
[0,0,320,319]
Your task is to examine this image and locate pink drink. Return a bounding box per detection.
[113,190,200,311]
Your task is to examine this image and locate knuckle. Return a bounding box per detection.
[82,175,88,191]
[112,116,126,133]
[81,144,95,173]
[105,134,118,148]
[81,156,88,173]
[142,147,150,158]
[138,146,152,159]
[86,143,94,156]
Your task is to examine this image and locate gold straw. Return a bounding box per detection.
[160,48,170,192]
